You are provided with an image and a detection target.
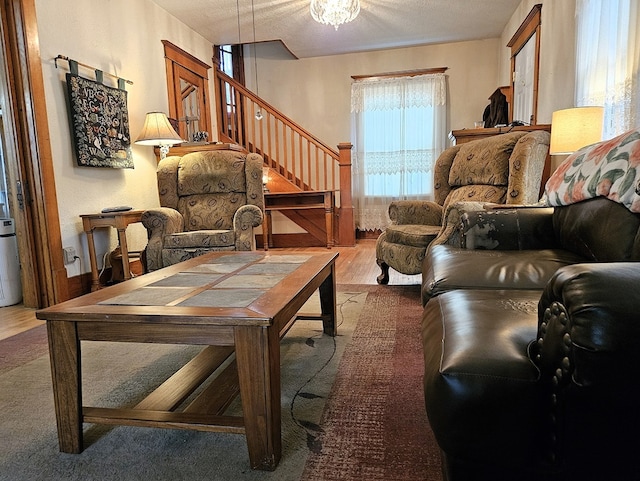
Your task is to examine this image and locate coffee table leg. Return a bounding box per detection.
[46,321,83,453]
[319,262,337,336]
[235,326,281,470]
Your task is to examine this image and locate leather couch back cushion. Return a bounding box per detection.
[553,197,640,261]
[178,151,248,195]
[448,131,527,187]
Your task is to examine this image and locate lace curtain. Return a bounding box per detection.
[575,0,640,138]
[351,73,447,231]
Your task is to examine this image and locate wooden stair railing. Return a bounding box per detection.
[214,68,355,246]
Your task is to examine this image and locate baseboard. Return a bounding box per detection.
[257,233,326,248]
[356,229,382,239]
[66,272,93,299]
[66,259,144,298]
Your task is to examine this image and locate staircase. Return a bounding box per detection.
[213,68,355,247]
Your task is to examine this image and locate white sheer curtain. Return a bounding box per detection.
[351,73,447,231]
[575,0,640,138]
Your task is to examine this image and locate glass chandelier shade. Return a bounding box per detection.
[310,0,360,30]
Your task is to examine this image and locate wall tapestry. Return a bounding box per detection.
[66,73,133,168]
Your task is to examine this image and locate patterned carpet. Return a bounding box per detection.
[302,284,442,480]
[0,285,442,480]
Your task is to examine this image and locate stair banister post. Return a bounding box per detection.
[337,143,355,246]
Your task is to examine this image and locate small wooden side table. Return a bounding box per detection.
[80,210,144,291]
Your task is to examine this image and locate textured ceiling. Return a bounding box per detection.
[149,0,522,58]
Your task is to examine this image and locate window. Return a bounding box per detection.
[575,0,640,138]
[351,71,447,231]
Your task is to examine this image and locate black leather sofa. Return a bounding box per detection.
[420,197,640,481]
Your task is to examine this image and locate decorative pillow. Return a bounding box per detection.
[448,132,526,187]
[545,127,640,212]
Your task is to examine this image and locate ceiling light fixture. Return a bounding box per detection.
[310,0,360,30]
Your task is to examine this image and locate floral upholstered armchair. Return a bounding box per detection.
[142,150,264,272]
[375,130,550,284]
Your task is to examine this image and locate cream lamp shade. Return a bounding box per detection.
[550,107,604,155]
[135,112,183,159]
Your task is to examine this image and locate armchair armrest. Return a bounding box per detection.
[141,207,184,271]
[233,204,263,251]
[430,201,488,247]
[388,200,443,225]
[458,205,556,250]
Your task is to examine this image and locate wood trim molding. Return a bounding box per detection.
[162,40,211,77]
[1,0,68,306]
[351,67,448,81]
[507,4,542,125]
[163,40,212,140]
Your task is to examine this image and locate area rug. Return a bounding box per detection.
[0,285,441,480]
[301,284,442,480]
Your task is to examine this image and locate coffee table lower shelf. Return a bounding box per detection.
[83,345,244,433]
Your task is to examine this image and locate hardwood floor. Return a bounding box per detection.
[0,239,421,341]
[0,303,42,341]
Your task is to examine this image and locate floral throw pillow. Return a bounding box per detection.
[544,127,640,212]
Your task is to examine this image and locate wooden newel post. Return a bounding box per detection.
[337,143,355,246]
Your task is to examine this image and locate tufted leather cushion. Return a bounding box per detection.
[448,132,527,187]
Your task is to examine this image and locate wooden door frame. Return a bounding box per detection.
[1,0,68,307]
[162,40,212,141]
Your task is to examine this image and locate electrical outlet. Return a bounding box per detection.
[63,247,76,264]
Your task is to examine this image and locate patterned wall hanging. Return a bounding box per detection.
[65,61,133,168]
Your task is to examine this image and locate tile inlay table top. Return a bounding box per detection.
[37,251,338,471]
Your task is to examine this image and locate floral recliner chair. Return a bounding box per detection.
[142,149,264,272]
[375,130,550,284]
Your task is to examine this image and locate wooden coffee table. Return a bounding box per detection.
[37,251,338,471]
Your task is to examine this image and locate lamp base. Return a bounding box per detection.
[159,145,171,160]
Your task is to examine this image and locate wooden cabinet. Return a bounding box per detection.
[449,124,551,145]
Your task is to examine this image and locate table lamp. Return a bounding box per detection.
[550,107,604,155]
[135,112,183,159]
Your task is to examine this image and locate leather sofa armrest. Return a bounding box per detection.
[460,206,556,250]
[388,200,443,225]
[532,263,640,472]
[535,262,640,387]
[141,207,184,271]
[233,204,263,251]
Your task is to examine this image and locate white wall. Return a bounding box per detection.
[245,38,502,149]
[35,0,215,276]
[244,38,502,234]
